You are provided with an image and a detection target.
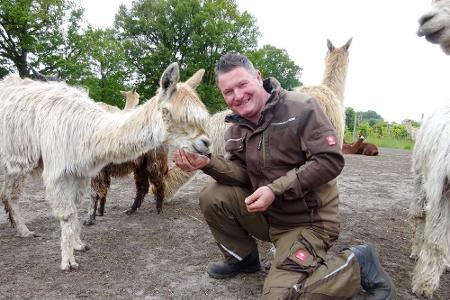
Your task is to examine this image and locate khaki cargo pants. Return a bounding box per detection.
[199,182,362,300]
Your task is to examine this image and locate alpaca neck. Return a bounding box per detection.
[322,56,348,103]
[93,99,166,165]
[164,166,196,200]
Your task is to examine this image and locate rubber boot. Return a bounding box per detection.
[349,244,396,300]
[207,246,261,279]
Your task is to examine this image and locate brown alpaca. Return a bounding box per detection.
[342,135,379,156]
[297,38,352,148]
[360,142,379,156]
[342,136,365,154]
[86,144,169,225]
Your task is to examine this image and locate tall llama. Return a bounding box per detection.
[409,0,450,297]
[417,0,450,55]
[296,38,352,148]
[0,63,211,271]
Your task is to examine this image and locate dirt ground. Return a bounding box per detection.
[0,147,449,299]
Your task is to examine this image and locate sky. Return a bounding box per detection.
[79,0,450,123]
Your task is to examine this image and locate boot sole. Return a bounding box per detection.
[207,265,261,279]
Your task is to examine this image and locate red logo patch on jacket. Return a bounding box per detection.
[295,249,309,261]
[325,135,336,146]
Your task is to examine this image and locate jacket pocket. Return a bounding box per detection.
[224,134,245,153]
[276,237,319,275]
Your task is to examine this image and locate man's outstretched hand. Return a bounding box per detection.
[174,148,210,172]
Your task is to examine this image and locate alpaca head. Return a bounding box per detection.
[155,63,211,155]
[417,0,450,54]
[120,89,140,110]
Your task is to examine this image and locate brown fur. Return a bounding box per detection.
[342,136,379,156]
[86,144,169,225]
[342,136,365,154]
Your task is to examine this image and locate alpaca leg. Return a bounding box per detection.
[1,172,35,237]
[125,167,149,214]
[152,173,166,214]
[409,174,426,259]
[97,173,110,216]
[46,178,84,270]
[73,179,89,251]
[411,187,450,298]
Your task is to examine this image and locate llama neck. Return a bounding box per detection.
[321,56,348,103]
[93,99,166,165]
[164,166,196,200]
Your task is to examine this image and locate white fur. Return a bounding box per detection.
[418,0,450,54]
[0,63,211,270]
[409,104,450,298]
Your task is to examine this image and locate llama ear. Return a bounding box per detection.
[160,62,180,92]
[185,69,205,89]
[343,38,353,50]
[327,39,335,51]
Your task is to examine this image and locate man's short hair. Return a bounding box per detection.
[215,53,257,82]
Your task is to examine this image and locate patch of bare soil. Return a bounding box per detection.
[0,148,449,299]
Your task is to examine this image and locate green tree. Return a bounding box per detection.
[68,28,134,108]
[246,45,302,90]
[360,110,383,126]
[115,0,259,111]
[0,0,79,77]
[345,107,356,131]
[391,124,409,139]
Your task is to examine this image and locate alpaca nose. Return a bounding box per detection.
[202,138,211,149]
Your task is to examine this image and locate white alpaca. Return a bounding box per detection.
[96,89,140,112]
[295,38,352,147]
[409,105,450,298]
[417,0,450,55]
[0,63,211,270]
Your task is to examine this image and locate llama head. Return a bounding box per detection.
[120,89,140,110]
[155,63,211,155]
[326,38,352,59]
[418,0,450,54]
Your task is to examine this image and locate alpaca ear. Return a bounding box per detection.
[343,38,353,50]
[160,62,180,92]
[327,39,335,51]
[185,69,205,89]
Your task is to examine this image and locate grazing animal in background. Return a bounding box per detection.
[417,0,450,55]
[296,38,352,147]
[409,105,450,298]
[0,63,211,271]
[359,141,379,156]
[96,90,140,112]
[342,135,379,156]
[342,136,365,154]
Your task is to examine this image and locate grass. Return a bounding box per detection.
[345,133,414,150]
[364,136,414,150]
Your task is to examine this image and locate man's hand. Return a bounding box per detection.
[245,186,275,213]
[174,148,210,172]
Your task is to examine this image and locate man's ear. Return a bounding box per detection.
[256,70,263,85]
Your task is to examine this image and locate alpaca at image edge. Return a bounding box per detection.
[409,0,450,297]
